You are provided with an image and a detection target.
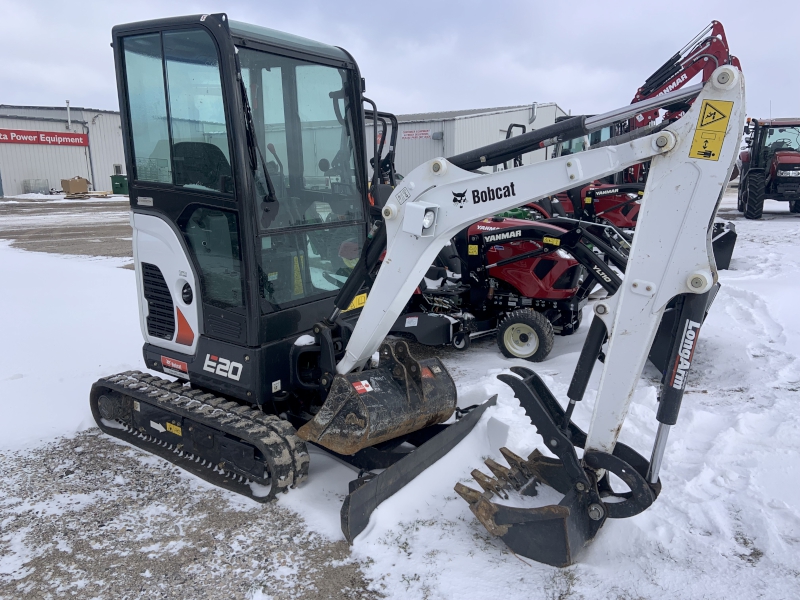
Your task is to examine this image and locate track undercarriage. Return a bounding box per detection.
[90,371,309,501]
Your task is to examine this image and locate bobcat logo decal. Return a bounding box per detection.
[452,190,468,208]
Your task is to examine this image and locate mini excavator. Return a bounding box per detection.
[91,14,743,566]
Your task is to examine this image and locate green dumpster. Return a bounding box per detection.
[111,174,129,195]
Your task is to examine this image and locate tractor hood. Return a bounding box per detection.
[468,217,565,237]
[772,150,800,166]
[770,150,800,179]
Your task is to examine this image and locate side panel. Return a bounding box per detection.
[133,212,200,355]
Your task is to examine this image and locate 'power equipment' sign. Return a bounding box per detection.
[0,128,88,146]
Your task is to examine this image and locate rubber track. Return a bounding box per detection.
[91,371,309,501]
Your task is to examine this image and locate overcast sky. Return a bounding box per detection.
[1,0,797,119]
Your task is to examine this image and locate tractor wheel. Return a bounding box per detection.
[744,172,765,220]
[452,330,471,351]
[496,309,554,362]
[789,200,800,214]
[737,184,745,212]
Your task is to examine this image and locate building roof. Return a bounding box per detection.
[394,102,563,123]
[0,104,119,116]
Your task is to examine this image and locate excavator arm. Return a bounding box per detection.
[336,65,743,565]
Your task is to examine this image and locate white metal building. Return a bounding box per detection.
[0,105,126,197]
[366,102,568,177]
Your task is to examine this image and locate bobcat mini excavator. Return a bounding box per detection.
[91,13,744,566]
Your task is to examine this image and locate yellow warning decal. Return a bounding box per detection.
[293,255,304,296]
[166,422,182,436]
[344,292,367,312]
[468,244,479,255]
[543,236,561,246]
[584,197,592,204]
[688,100,733,161]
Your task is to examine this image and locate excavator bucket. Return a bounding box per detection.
[456,367,660,567]
[297,341,457,455]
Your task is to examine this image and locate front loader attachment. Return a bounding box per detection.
[456,368,660,567]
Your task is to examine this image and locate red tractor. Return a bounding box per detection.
[521,183,644,230]
[738,117,800,218]
[390,216,628,362]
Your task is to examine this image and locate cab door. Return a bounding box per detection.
[116,20,251,360]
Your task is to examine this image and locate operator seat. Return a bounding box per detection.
[173,142,233,193]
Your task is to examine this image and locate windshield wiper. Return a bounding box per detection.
[234,49,277,204]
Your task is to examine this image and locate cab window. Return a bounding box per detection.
[238,48,364,230]
[122,34,172,184]
[238,45,366,312]
[181,207,245,309]
[122,29,233,194]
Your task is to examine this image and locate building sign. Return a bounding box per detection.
[401,129,432,140]
[0,128,89,146]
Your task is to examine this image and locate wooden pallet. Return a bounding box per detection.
[64,191,112,199]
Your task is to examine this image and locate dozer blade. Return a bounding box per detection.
[342,395,497,542]
[298,341,457,455]
[456,367,660,567]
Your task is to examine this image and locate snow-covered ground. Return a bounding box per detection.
[0,193,127,203]
[1,194,799,599]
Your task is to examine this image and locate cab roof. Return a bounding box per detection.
[110,14,354,67]
[755,118,800,127]
[229,20,352,65]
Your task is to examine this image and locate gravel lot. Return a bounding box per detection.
[0,431,380,600]
[0,197,133,260]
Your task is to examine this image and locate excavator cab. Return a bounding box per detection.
[96,13,483,541]
[113,15,373,406]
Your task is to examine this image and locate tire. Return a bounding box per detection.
[737,185,745,212]
[452,330,471,350]
[496,309,554,362]
[744,172,765,220]
[789,200,800,214]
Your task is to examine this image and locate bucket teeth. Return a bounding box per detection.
[471,469,508,499]
[459,446,545,505]
[499,446,539,481]
[454,482,483,504]
[484,458,514,485]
